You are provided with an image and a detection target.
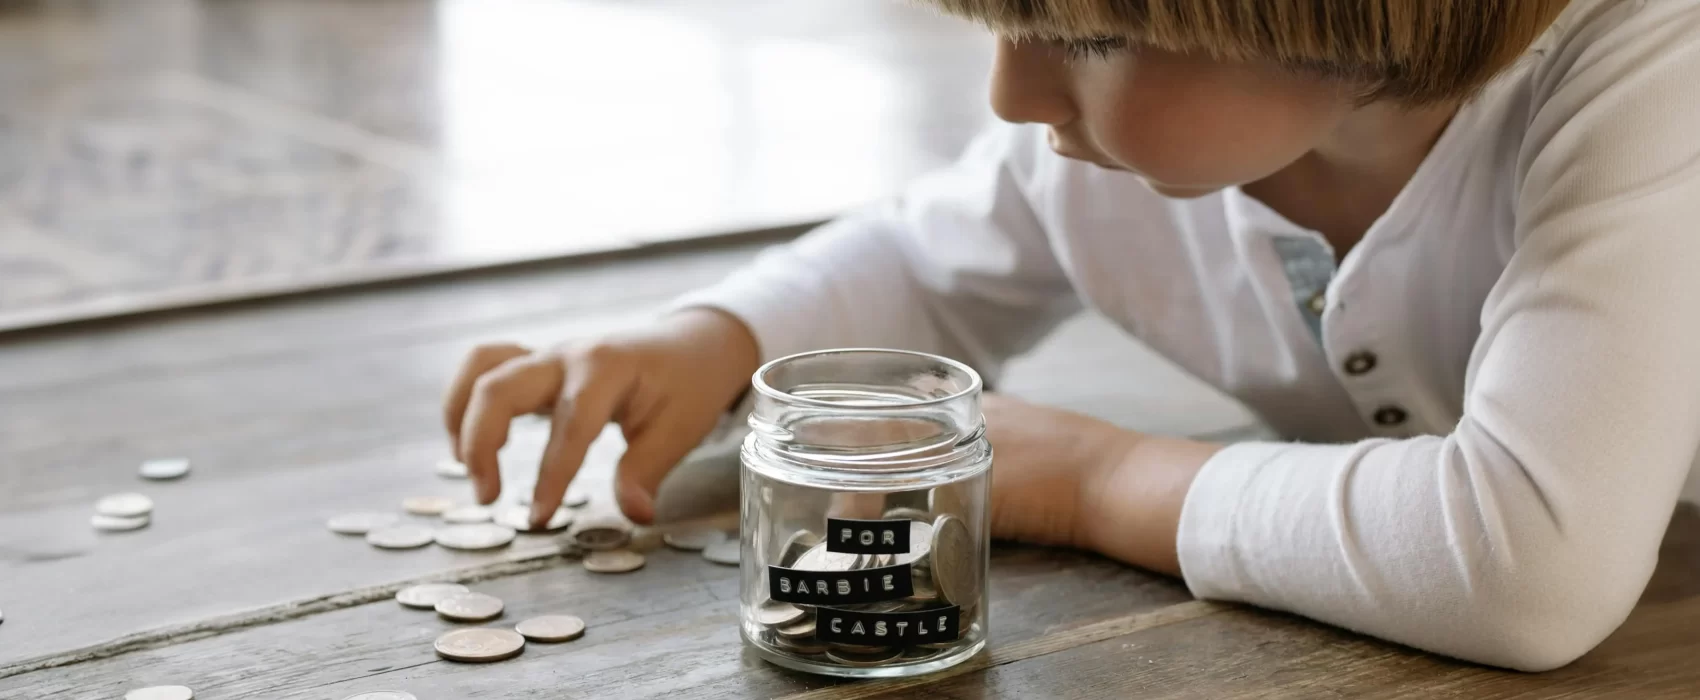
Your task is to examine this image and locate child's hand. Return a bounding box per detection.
[442,309,760,526]
[984,394,1141,550]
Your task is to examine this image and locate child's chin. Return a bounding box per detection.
[1141,178,1224,200]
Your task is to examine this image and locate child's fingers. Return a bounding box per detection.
[459,354,564,505]
[444,343,532,456]
[613,409,712,525]
[531,355,632,526]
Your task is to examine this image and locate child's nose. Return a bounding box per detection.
[988,38,1077,127]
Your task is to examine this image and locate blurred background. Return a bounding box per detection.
[0,0,996,331]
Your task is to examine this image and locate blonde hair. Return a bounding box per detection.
[920,0,1571,103]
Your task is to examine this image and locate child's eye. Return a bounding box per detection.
[1060,37,1130,62]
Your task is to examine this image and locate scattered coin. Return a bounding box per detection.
[582,549,645,573]
[125,687,194,700]
[754,602,806,627]
[434,628,525,663]
[661,525,724,552]
[435,592,505,622]
[138,458,191,481]
[327,512,401,535]
[494,506,573,533]
[563,490,590,508]
[95,493,153,518]
[434,524,517,551]
[396,583,471,609]
[930,515,978,606]
[442,505,493,524]
[826,646,903,667]
[701,539,741,566]
[571,518,632,551]
[91,514,151,532]
[341,693,417,700]
[436,460,469,479]
[367,525,435,550]
[402,496,454,516]
[515,614,586,643]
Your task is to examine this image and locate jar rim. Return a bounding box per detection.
[752,348,983,410]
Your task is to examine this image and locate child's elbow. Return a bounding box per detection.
[1456,552,1646,672]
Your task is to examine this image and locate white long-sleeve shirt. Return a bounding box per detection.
[676,0,1700,671]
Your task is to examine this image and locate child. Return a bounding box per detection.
[443,0,1700,672]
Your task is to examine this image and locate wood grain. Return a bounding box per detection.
[0,545,1192,698]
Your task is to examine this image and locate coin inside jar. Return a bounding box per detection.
[434,628,525,663]
[754,601,807,627]
[435,593,505,622]
[774,617,816,639]
[774,635,828,655]
[928,515,977,606]
[825,647,902,667]
[779,529,820,567]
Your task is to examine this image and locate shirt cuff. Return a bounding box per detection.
[1176,440,1304,602]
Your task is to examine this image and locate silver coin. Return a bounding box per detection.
[791,542,863,572]
[96,493,153,518]
[826,646,903,667]
[435,460,469,479]
[571,518,632,551]
[563,490,590,508]
[395,583,470,609]
[91,514,151,532]
[326,512,400,536]
[774,634,828,655]
[891,520,936,567]
[434,524,517,551]
[138,458,190,481]
[779,530,820,567]
[881,507,932,522]
[434,628,525,663]
[829,642,892,654]
[754,601,806,627]
[402,496,454,516]
[929,515,978,606]
[514,614,586,643]
[367,525,435,550]
[701,539,741,566]
[774,617,816,639]
[494,505,573,533]
[662,526,725,552]
[435,592,505,622]
[441,505,493,524]
[582,549,646,573]
[341,693,417,700]
[125,687,194,700]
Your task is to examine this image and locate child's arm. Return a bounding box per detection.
[673,122,1080,383]
[1080,12,1700,672]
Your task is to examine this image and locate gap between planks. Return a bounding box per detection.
[0,547,570,681]
[776,599,1230,700]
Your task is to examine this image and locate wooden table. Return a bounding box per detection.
[2,241,1697,699]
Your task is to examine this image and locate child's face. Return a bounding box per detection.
[990,38,1356,198]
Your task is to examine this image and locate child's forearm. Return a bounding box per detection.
[1078,432,1223,577]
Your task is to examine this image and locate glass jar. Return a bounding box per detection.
[738,348,991,678]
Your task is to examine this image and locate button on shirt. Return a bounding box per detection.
[677,0,1700,672]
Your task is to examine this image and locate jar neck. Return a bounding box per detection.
[746,349,988,478]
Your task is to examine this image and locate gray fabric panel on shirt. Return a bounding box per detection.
[1269,234,1337,344]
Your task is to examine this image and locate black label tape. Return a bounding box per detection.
[825,518,911,554]
[767,563,914,605]
[814,605,962,646]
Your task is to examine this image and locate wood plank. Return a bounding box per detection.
[839,504,1700,700]
[0,545,1194,698]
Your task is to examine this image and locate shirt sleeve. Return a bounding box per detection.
[1177,6,1700,672]
[670,122,1082,383]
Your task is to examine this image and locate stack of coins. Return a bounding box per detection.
[754,508,979,665]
